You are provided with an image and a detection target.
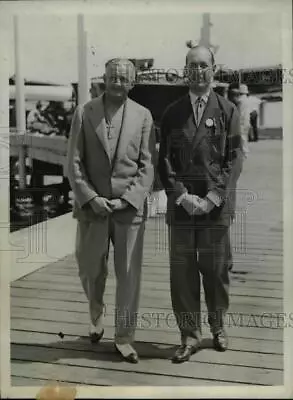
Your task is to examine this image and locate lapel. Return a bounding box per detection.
[88,95,137,167]
[191,89,219,151]
[113,98,138,165]
[88,95,111,162]
[179,95,196,142]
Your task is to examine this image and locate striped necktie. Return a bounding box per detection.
[195,97,204,127]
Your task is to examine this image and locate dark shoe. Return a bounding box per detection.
[89,329,104,344]
[172,344,199,364]
[213,331,228,351]
[114,344,139,364]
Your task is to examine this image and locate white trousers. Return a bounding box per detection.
[75,216,145,344]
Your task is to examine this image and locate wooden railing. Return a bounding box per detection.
[10,132,68,187]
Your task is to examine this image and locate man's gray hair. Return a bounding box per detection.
[105,58,135,71]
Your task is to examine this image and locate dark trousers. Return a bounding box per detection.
[250,111,258,142]
[169,224,230,345]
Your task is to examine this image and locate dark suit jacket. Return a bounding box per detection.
[158,90,242,227]
[66,95,156,224]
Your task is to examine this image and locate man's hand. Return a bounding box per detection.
[108,199,129,211]
[181,194,202,215]
[181,195,215,216]
[193,197,215,215]
[89,196,112,216]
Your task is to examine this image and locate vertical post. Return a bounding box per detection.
[199,13,218,55]
[201,13,211,47]
[239,69,242,85]
[14,15,26,189]
[259,100,265,128]
[77,14,90,105]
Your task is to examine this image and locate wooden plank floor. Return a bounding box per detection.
[10,140,283,386]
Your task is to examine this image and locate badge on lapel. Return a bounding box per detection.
[205,117,220,136]
[205,118,214,128]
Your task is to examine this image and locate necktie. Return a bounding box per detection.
[195,97,203,127]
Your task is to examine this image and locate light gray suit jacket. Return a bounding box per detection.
[66,95,156,224]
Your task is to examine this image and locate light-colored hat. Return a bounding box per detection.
[239,84,249,94]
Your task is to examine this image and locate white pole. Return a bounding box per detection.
[202,13,211,47]
[77,14,90,105]
[83,29,90,102]
[14,15,26,189]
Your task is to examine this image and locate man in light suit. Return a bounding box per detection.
[158,45,242,363]
[66,58,156,363]
[228,83,250,154]
[225,83,249,271]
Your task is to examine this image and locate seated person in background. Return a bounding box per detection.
[27,101,58,135]
[27,101,47,131]
[43,101,68,136]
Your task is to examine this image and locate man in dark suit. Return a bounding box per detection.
[158,45,242,363]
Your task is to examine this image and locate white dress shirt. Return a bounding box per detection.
[189,90,210,126]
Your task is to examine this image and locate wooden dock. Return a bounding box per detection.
[10,139,283,387]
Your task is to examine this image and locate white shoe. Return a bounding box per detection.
[89,322,103,335]
[89,319,104,343]
[114,343,138,363]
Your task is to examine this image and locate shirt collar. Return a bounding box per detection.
[189,89,210,105]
